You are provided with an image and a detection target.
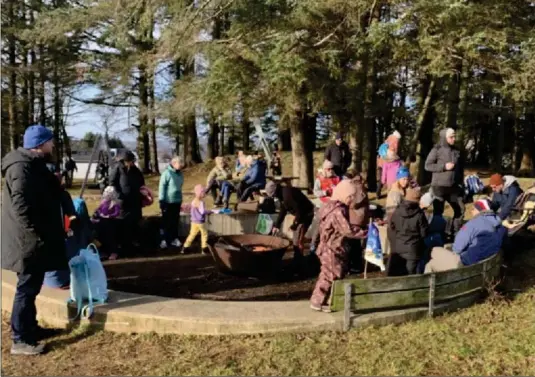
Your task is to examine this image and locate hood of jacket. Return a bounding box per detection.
[438,129,450,148]
[1,147,42,177]
[473,210,502,229]
[503,175,518,190]
[319,200,347,221]
[396,200,422,219]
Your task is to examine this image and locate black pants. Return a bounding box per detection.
[387,253,419,276]
[432,186,465,234]
[237,182,263,202]
[162,202,181,243]
[344,238,364,273]
[120,204,142,254]
[94,218,120,255]
[11,271,45,343]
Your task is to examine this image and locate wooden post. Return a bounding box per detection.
[363,260,368,279]
[428,273,436,317]
[343,283,352,332]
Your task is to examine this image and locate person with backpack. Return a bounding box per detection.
[1,125,67,355]
[158,156,184,249]
[424,128,465,236]
[324,132,352,177]
[489,173,523,221]
[109,150,145,254]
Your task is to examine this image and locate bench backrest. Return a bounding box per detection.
[330,252,502,319]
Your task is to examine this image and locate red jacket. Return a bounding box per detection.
[317,175,341,203]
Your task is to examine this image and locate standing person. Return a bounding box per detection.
[424,128,465,235]
[270,150,283,176]
[181,185,212,255]
[309,180,365,312]
[324,132,352,177]
[158,156,184,249]
[267,182,315,263]
[109,150,145,254]
[376,131,402,198]
[1,125,66,355]
[387,188,429,276]
[63,154,77,188]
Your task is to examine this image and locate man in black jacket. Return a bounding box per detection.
[109,150,145,255]
[267,182,315,262]
[1,125,67,355]
[424,128,465,235]
[324,133,352,177]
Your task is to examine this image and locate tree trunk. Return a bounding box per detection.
[456,63,471,146]
[53,66,62,167]
[445,62,462,130]
[207,120,219,159]
[219,116,225,155]
[184,115,202,165]
[29,6,36,123]
[228,121,235,155]
[148,73,159,174]
[38,44,46,125]
[137,65,150,173]
[290,108,314,189]
[518,111,535,176]
[20,3,30,133]
[241,111,250,151]
[279,128,292,151]
[8,0,19,150]
[366,63,379,190]
[407,77,437,184]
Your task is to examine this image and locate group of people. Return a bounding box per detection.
[1,124,531,355]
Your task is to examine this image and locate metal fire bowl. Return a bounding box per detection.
[209,234,291,277]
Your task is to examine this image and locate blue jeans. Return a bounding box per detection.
[11,271,45,343]
[220,181,234,202]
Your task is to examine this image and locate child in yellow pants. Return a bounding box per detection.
[182,184,212,254]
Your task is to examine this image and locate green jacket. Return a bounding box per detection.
[206,166,232,185]
[159,165,184,204]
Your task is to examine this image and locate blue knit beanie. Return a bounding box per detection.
[396,166,410,180]
[23,125,54,149]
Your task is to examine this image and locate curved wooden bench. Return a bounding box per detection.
[330,252,503,331]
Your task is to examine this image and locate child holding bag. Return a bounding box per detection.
[181,185,212,254]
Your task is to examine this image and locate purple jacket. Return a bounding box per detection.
[191,201,211,224]
[381,160,402,186]
[95,199,121,218]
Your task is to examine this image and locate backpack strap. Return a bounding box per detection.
[81,262,95,319]
[67,262,85,321]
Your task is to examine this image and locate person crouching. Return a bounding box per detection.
[310,180,366,313]
[181,184,212,255]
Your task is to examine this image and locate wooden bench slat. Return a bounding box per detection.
[331,253,501,297]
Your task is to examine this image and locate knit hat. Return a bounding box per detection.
[396,166,410,180]
[391,130,401,139]
[473,198,491,212]
[23,125,54,149]
[446,128,456,139]
[405,188,422,203]
[331,179,358,203]
[420,192,434,208]
[264,181,277,197]
[323,160,334,170]
[335,132,343,140]
[489,173,504,186]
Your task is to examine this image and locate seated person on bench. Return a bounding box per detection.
[236,155,267,205]
[424,199,506,273]
[489,174,523,221]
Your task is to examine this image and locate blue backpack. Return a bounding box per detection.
[464,175,485,197]
[378,143,389,159]
[68,244,108,320]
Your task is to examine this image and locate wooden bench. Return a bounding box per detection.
[330,252,503,331]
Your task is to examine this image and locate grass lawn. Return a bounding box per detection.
[2,157,534,376]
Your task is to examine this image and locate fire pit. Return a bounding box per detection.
[209,234,291,277]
